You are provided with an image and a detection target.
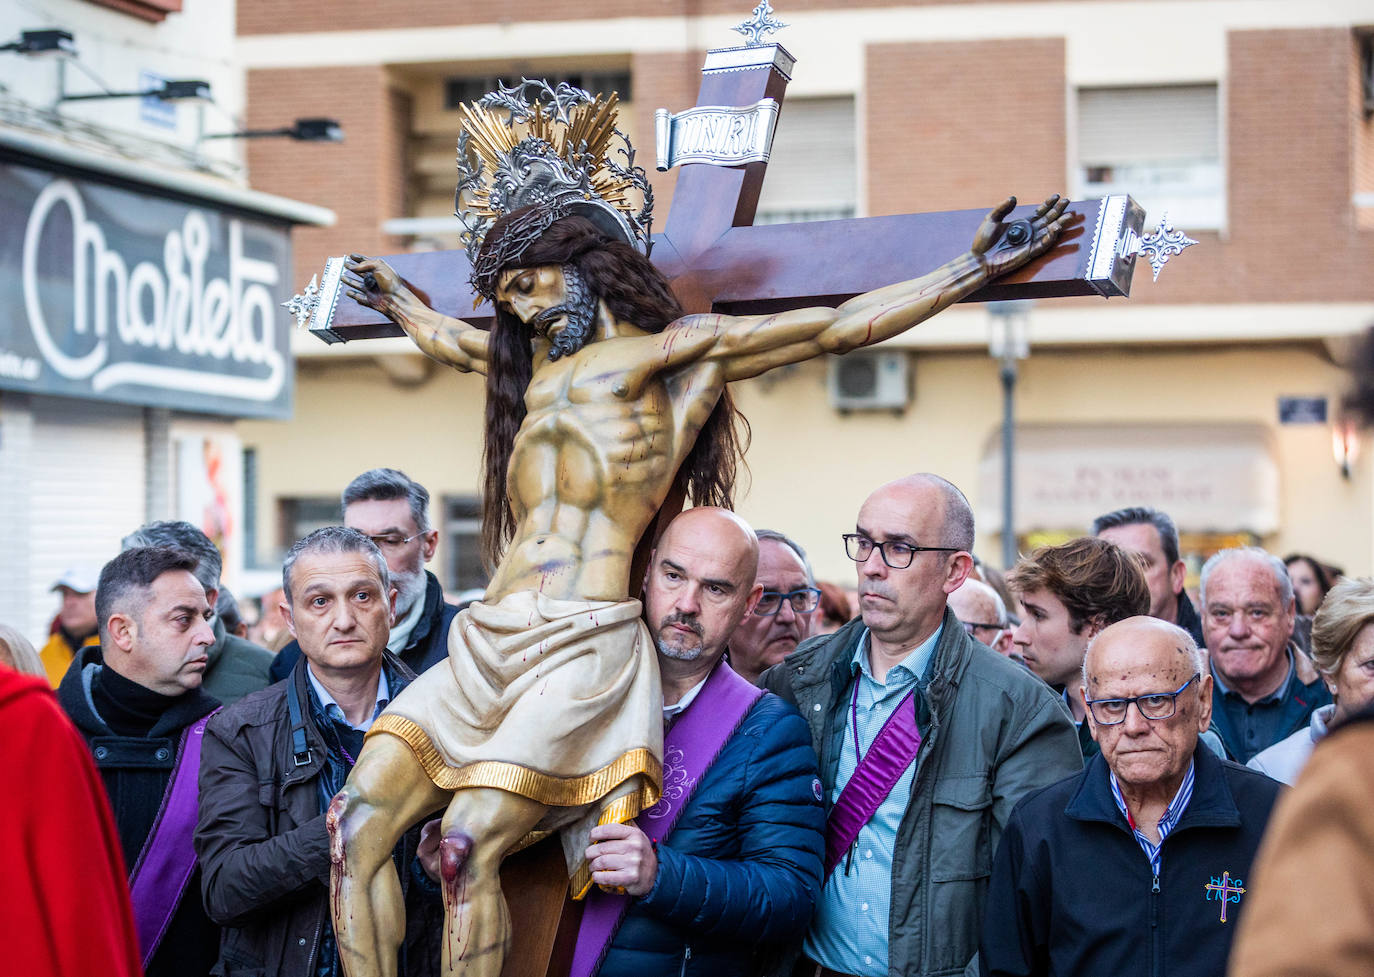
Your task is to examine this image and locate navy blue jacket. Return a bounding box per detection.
[598,693,825,977]
[980,744,1281,977]
[1209,657,1330,763]
[269,571,457,681]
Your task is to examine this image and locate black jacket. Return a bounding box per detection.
[1209,652,1331,763]
[57,646,222,977]
[269,571,457,681]
[195,654,440,977]
[1174,591,1205,649]
[598,694,825,977]
[980,744,1282,977]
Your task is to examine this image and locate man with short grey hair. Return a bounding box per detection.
[1200,547,1330,762]
[981,616,1281,977]
[270,468,458,681]
[730,528,821,684]
[197,526,442,977]
[121,521,273,705]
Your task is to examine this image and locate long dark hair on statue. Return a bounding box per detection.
[479,210,749,570]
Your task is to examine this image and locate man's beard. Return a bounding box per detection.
[538,264,597,361]
[655,612,705,661]
[392,562,428,618]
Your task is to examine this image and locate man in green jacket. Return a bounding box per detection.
[762,474,1082,977]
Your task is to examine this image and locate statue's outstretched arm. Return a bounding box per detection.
[699,195,1074,382]
[343,255,490,375]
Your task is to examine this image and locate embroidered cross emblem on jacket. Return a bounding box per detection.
[1205,871,1246,922]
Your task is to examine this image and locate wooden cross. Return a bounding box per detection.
[301,41,1146,344]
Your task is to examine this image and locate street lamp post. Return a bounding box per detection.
[988,302,1031,571]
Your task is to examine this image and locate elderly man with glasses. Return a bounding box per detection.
[980,616,1282,977]
[730,529,822,685]
[762,473,1080,977]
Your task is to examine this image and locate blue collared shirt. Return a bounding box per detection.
[305,665,391,732]
[1211,650,1297,762]
[806,624,942,977]
[1108,759,1196,877]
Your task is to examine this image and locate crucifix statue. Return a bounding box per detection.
[295,9,1185,977]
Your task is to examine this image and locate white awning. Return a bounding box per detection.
[978,422,1279,536]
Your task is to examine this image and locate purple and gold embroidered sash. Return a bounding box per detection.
[823,688,920,879]
[569,662,763,977]
[128,712,214,969]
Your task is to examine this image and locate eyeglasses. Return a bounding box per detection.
[1085,674,1201,726]
[842,533,960,570]
[364,532,424,550]
[959,620,1004,636]
[754,588,822,616]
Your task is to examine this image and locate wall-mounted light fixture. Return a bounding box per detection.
[0,29,75,56]
[201,117,344,143]
[58,77,212,103]
[1334,419,1360,480]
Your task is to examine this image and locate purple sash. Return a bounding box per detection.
[569,663,764,977]
[128,712,215,969]
[823,688,920,879]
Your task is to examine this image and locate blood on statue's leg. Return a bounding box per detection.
[329,733,449,977]
[437,787,549,977]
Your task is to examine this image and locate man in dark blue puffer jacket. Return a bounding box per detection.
[577,507,826,977]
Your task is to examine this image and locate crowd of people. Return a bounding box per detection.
[6,465,1374,977]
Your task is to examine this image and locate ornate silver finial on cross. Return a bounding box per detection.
[1118,212,1199,282]
[732,1,788,45]
[283,274,321,328]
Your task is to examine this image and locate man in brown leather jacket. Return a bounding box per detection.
[195,528,441,977]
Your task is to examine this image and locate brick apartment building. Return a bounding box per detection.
[234,0,1374,589]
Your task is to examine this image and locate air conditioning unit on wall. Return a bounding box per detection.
[827,351,911,412]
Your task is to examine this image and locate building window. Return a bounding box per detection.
[755,96,857,225]
[443,496,486,594]
[278,497,338,557]
[444,70,632,109]
[1075,84,1223,230]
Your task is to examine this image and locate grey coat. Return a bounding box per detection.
[761,607,1083,977]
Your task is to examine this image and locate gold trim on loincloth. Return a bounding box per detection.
[566,791,653,899]
[368,715,661,808]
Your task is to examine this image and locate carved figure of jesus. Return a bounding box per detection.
[325,194,1073,977]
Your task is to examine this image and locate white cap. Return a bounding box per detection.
[51,567,98,594]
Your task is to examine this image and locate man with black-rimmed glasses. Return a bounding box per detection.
[731,529,821,684]
[761,474,1080,977]
[980,616,1282,977]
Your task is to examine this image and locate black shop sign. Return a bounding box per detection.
[0,160,293,418]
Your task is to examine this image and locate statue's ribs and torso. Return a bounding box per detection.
[487,327,723,605]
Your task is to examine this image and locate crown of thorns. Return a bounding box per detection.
[455,79,654,302]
